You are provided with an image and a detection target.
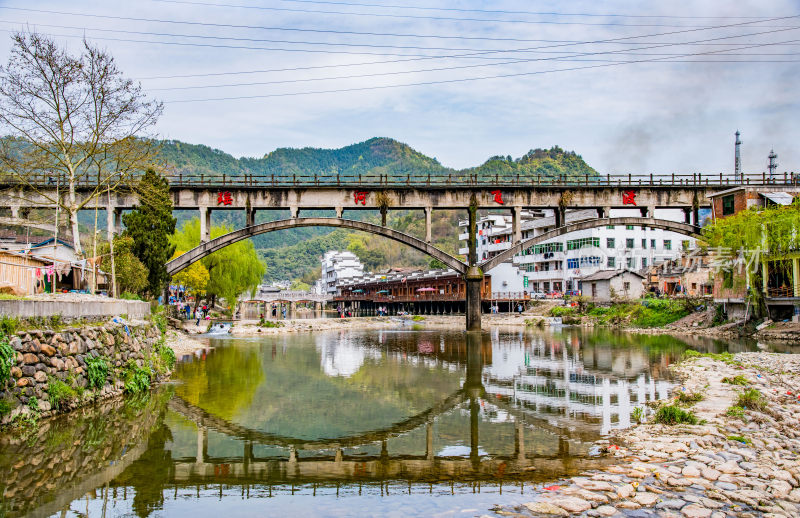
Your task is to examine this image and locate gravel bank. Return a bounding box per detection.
[488,352,800,517]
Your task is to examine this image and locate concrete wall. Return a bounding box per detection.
[0,299,150,320]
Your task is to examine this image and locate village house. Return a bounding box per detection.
[580,270,645,302]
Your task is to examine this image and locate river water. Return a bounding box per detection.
[0,326,765,517]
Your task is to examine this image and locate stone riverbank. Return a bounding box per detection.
[487,351,800,518]
[0,320,166,426]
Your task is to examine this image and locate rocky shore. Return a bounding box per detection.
[488,352,800,518]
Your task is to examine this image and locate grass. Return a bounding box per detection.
[721,375,749,386]
[726,405,746,419]
[737,388,768,412]
[682,350,737,364]
[259,320,284,328]
[47,376,77,411]
[727,435,752,445]
[585,299,691,328]
[677,391,704,404]
[653,405,698,425]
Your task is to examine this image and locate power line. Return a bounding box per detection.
[164,37,800,102]
[147,26,800,91]
[149,0,785,28]
[275,0,786,20]
[2,6,799,43]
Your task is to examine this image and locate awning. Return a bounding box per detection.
[417,287,436,292]
[377,290,389,293]
[351,289,364,293]
[760,191,795,205]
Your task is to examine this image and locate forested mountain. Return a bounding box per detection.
[157,138,597,180]
[157,139,599,282]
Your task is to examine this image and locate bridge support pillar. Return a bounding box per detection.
[335,206,343,218]
[196,426,207,464]
[246,207,256,227]
[106,205,120,238]
[554,207,565,228]
[426,421,434,461]
[511,206,522,244]
[465,266,483,331]
[290,206,299,218]
[199,206,211,242]
[598,206,611,219]
[683,207,692,224]
[640,206,655,218]
[10,205,19,219]
[424,206,432,243]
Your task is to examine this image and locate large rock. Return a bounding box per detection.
[523,502,569,516]
[543,496,592,513]
[681,504,712,518]
[39,344,56,357]
[22,353,38,364]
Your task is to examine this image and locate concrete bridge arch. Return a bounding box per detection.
[165,217,468,277]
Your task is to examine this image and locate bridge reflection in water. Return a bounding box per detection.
[0,328,751,517]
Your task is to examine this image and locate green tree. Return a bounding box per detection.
[171,219,265,309]
[122,169,176,297]
[171,249,209,305]
[100,236,148,295]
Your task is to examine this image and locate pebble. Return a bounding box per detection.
[680,505,712,518]
[633,493,659,506]
[656,499,686,510]
[592,505,618,517]
[523,502,568,516]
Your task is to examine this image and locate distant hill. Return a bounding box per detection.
[157,138,597,180]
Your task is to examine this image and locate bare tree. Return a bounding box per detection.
[0,32,163,256]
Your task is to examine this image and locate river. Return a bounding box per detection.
[0,326,767,517]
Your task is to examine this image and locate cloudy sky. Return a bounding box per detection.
[0,0,798,173]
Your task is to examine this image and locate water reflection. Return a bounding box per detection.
[0,328,769,517]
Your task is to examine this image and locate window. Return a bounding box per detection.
[533,242,563,254]
[641,239,647,249]
[623,281,631,291]
[567,237,600,250]
[651,239,656,248]
[722,194,735,216]
[663,240,672,250]
[606,225,615,229]
[607,257,616,268]
[642,258,648,268]
[626,225,635,230]
[606,238,615,249]
[626,238,634,249]
[579,256,602,266]
[682,240,691,250]
[627,257,634,268]
[567,258,579,269]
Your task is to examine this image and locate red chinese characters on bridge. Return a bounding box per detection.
[353,191,368,205]
[217,191,232,206]
[491,190,504,204]
[622,190,637,206]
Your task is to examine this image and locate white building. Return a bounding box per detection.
[321,250,364,295]
[459,209,696,295]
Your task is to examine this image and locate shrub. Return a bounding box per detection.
[0,332,15,388]
[737,388,768,411]
[653,405,698,425]
[86,357,109,390]
[123,360,151,395]
[677,391,704,404]
[712,305,727,326]
[47,377,77,411]
[632,299,691,328]
[549,306,576,317]
[151,306,167,336]
[119,291,143,300]
[631,406,645,424]
[0,315,18,336]
[721,375,749,386]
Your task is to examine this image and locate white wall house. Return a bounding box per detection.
[321,251,364,295]
[458,209,696,295]
[580,270,646,302]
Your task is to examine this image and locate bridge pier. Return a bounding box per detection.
[465,199,483,331]
[246,207,256,227]
[511,206,522,243]
[424,206,432,243]
[199,206,211,242]
[106,205,122,238]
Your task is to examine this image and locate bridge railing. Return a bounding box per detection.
[3,171,799,189]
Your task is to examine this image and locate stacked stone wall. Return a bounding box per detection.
[0,321,163,423]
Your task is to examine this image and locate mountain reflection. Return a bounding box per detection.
[0,327,754,518]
